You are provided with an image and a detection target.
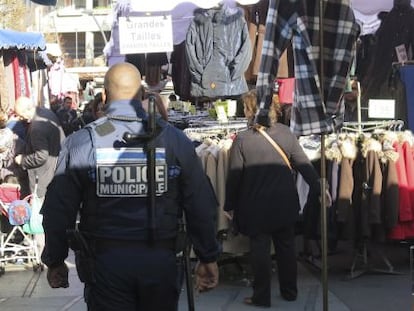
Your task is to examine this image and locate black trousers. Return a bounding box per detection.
[84,243,180,311]
[249,226,297,305]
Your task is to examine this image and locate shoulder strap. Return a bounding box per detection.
[256,126,292,170]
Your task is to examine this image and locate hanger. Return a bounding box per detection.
[392,60,414,69]
[341,120,404,133]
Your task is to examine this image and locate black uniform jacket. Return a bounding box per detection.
[41,99,220,267]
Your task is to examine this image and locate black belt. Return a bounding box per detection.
[94,238,176,253]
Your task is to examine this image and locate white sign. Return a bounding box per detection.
[368,99,395,119]
[395,44,408,63]
[227,100,237,117]
[118,16,173,54]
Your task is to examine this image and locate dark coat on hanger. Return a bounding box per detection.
[362,2,414,107]
[185,6,251,98]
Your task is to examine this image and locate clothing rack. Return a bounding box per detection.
[184,120,247,135]
[341,118,404,280]
[392,60,414,68]
[300,119,406,281]
[341,119,405,133]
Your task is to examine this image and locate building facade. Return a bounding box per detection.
[31,0,113,69]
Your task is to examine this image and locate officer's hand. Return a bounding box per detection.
[195,261,219,292]
[47,263,69,288]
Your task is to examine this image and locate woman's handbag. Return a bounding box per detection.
[256,126,292,170]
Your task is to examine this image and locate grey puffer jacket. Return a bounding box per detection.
[185,6,252,98]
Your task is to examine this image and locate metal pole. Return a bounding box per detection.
[357,81,362,133]
[146,95,157,243]
[75,29,79,66]
[83,9,109,46]
[319,0,328,310]
[320,136,328,311]
[91,13,108,46]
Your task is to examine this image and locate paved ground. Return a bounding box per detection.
[0,238,413,310]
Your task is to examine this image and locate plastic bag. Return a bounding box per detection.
[23,194,44,234]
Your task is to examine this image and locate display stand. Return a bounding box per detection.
[347,240,402,280]
[318,3,329,309]
[300,80,405,283]
[340,81,404,281]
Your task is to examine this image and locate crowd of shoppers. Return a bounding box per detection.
[0,61,331,310]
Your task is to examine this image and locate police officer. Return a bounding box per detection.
[41,62,220,310]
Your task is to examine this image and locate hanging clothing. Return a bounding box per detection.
[361,2,414,118]
[12,51,30,100]
[185,5,252,98]
[256,0,359,135]
[398,65,414,131]
[355,34,377,83]
[242,0,269,82]
[171,42,192,101]
[48,59,65,98]
[389,139,414,239]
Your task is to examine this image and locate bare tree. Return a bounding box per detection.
[0,0,28,31]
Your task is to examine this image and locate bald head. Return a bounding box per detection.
[15,96,36,122]
[103,63,142,103]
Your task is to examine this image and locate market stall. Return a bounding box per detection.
[102,2,414,310]
[0,29,47,112]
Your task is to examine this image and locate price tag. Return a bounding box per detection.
[368,99,395,119]
[215,105,228,122]
[395,44,408,63]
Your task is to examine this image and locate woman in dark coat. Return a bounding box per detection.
[224,90,322,307]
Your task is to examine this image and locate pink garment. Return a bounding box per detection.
[12,52,30,99]
[403,141,414,215]
[277,78,295,104]
[388,141,414,239]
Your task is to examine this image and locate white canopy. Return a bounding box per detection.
[351,0,414,15]
[351,0,414,34]
[129,0,260,12]
[128,0,413,14]
[126,0,414,36]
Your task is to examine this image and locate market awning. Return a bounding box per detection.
[0,29,46,50]
[30,0,57,6]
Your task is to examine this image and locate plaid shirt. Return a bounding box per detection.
[256,0,359,135]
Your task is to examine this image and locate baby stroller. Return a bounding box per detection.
[0,182,43,275]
